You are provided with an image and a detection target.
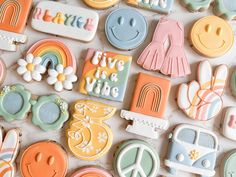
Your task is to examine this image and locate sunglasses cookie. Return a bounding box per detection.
[83,0,119,9]
[221,150,236,177]
[67,100,116,161]
[70,166,113,177]
[178,61,228,121]
[180,0,213,12]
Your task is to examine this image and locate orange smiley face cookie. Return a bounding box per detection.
[190,16,234,58]
[20,141,68,177]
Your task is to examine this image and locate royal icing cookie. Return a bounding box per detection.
[165,124,218,177]
[0,59,6,85]
[221,150,236,177]
[79,48,132,102]
[137,17,191,78]
[0,0,32,51]
[213,0,236,20]
[67,100,116,161]
[178,61,228,121]
[105,8,147,50]
[70,166,113,177]
[31,1,99,42]
[231,69,236,97]
[83,0,119,9]
[126,0,174,14]
[180,0,213,12]
[121,73,170,139]
[114,139,160,177]
[17,39,77,92]
[0,128,20,177]
[221,107,236,141]
[190,16,234,58]
[20,141,68,177]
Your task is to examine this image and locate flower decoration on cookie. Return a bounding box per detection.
[177,61,228,121]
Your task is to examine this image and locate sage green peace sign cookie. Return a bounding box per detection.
[221,149,236,177]
[114,139,160,177]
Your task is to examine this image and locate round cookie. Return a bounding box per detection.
[83,0,119,9]
[113,139,160,177]
[20,141,68,177]
[70,166,113,177]
[221,150,236,177]
[105,8,148,50]
[190,16,234,58]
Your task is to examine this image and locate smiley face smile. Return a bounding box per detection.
[110,26,140,42]
[197,34,226,50]
[26,163,57,177]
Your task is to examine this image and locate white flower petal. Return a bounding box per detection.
[54,81,63,92]
[26,54,34,63]
[48,69,58,77]
[56,64,64,73]
[63,81,73,90]
[64,67,73,75]
[47,76,58,85]
[33,57,42,65]
[35,65,46,73]
[66,74,77,82]
[17,59,27,66]
[17,66,27,75]
[23,71,32,82]
[32,71,42,81]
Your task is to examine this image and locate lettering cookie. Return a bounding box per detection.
[190,16,234,58]
[121,73,170,139]
[70,166,113,177]
[31,1,99,42]
[0,128,20,177]
[137,17,191,78]
[221,150,236,177]
[114,139,160,177]
[20,141,68,177]
[178,61,228,121]
[165,124,218,177]
[105,8,147,50]
[83,0,119,9]
[221,107,236,141]
[79,48,132,102]
[67,100,116,161]
[17,39,77,92]
[126,0,174,14]
[180,0,213,12]
[213,0,236,20]
[0,59,6,85]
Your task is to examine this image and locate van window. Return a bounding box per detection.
[198,132,215,149]
[177,128,196,144]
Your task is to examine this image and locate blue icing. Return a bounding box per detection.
[39,102,60,124]
[193,152,216,170]
[105,8,147,50]
[40,52,61,69]
[3,92,23,115]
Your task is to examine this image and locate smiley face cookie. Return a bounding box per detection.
[20,141,68,177]
[213,0,236,20]
[83,0,119,9]
[105,8,147,50]
[190,16,234,58]
[70,166,113,177]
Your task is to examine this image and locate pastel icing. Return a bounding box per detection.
[165,124,218,177]
[178,61,228,121]
[83,0,119,9]
[70,166,113,177]
[213,0,236,20]
[31,1,99,42]
[137,18,191,78]
[31,94,69,131]
[190,16,234,58]
[0,59,6,85]
[0,0,32,51]
[0,128,20,177]
[67,100,116,161]
[221,107,236,141]
[20,141,68,177]
[79,48,132,102]
[105,8,148,50]
[126,0,174,14]
[221,150,236,177]
[0,84,31,122]
[230,68,236,97]
[113,139,160,177]
[180,0,213,12]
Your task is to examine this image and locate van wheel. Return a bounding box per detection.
[168,167,176,175]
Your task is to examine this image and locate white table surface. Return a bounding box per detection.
[1,0,236,177]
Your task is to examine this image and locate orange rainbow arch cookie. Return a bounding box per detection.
[70,166,113,177]
[83,0,119,9]
[190,16,234,58]
[121,73,170,139]
[0,0,32,51]
[17,39,77,92]
[67,100,116,161]
[177,61,228,121]
[20,141,68,177]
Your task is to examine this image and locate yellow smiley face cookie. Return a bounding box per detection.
[190,16,234,58]
[83,0,119,9]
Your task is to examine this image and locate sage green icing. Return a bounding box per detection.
[213,0,236,20]
[221,149,236,177]
[230,70,236,97]
[181,0,213,12]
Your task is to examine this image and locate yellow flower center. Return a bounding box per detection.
[26,63,34,71]
[57,73,65,81]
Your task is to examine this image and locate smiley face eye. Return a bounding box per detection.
[130,18,136,27]
[216,27,222,36]
[118,16,124,25]
[47,156,55,166]
[35,152,42,162]
[205,24,211,33]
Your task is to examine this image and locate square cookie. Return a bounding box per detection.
[79,48,132,102]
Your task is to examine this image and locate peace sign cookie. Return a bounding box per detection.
[114,140,160,177]
[221,150,236,177]
[83,0,119,9]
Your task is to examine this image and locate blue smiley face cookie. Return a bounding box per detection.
[105,8,148,50]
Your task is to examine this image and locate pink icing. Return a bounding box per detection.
[228,115,236,129]
[70,167,112,177]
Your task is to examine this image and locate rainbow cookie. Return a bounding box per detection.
[17,39,77,92]
[31,1,99,42]
[79,48,132,102]
[83,0,119,9]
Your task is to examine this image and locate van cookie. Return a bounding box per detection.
[213,0,236,20]
[31,1,99,42]
[0,0,32,51]
[121,73,170,139]
[165,124,218,177]
[180,0,213,12]
[221,107,236,141]
[83,0,119,9]
[70,166,113,177]
[178,61,228,121]
[221,150,236,177]
[114,139,160,177]
[67,100,116,161]
[79,48,132,102]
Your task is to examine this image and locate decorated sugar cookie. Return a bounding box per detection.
[190,16,234,57]
[31,1,99,42]
[178,61,228,121]
[213,0,236,20]
[17,39,77,92]
[221,107,236,141]
[83,0,119,9]
[0,128,20,177]
[165,124,218,177]
[231,69,236,97]
[67,100,116,161]
[114,139,160,177]
[20,141,68,177]
[79,48,132,102]
[0,59,6,85]
[70,166,113,177]
[126,0,174,14]
[121,73,170,139]
[221,150,236,177]
[105,8,148,50]
[180,0,213,12]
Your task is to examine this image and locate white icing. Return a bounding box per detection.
[85,77,96,92]
[92,51,102,65]
[202,160,210,168]
[95,67,100,78]
[94,80,102,94]
[111,87,119,98]
[116,60,124,71]
[100,54,107,67]
[101,71,107,79]
[176,153,184,162]
[108,57,117,69]
[110,73,118,82]
[101,82,110,96]
[142,0,167,8]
